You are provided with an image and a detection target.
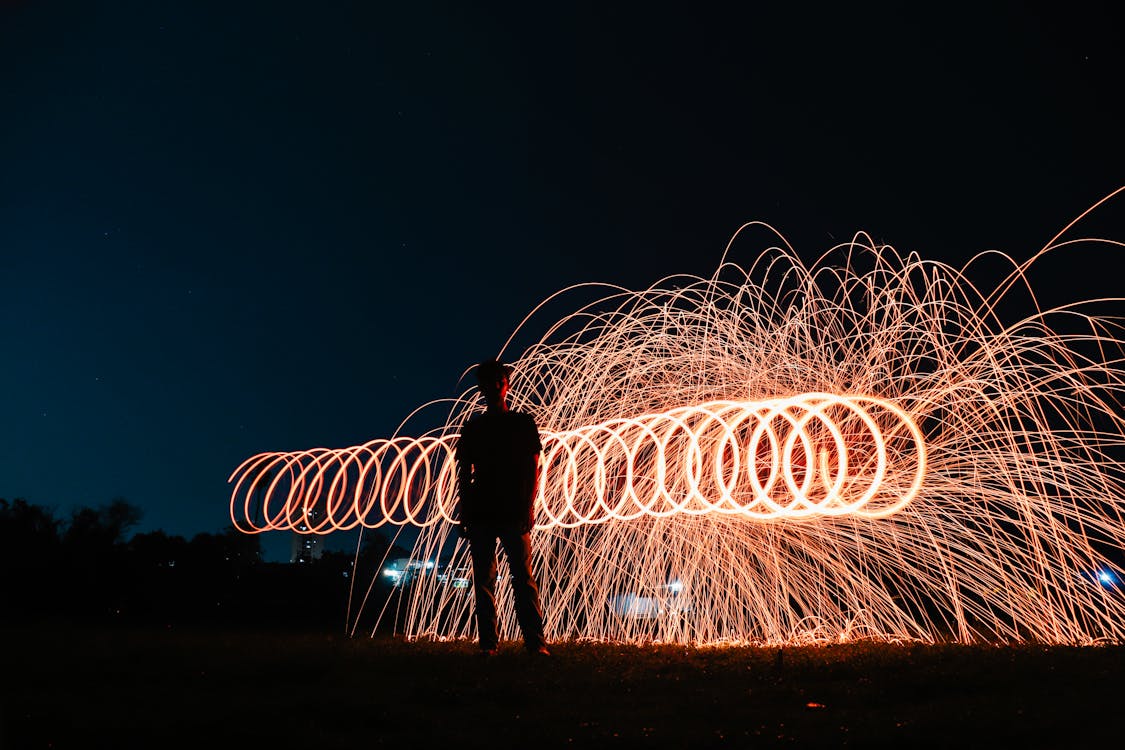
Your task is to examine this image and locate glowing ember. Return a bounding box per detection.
[230,191,1125,646]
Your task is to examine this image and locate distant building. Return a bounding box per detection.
[290,507,323,563]
[290,531,322,563]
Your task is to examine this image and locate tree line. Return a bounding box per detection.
[1,497,404,630]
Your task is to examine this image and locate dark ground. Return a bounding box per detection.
[3,620,1122,749]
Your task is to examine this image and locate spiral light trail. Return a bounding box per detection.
[231,191,1125,646]
[228,393,925,531]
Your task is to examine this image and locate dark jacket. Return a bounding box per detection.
[456,410,542,532]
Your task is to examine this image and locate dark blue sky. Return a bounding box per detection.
[2,2,1122,560]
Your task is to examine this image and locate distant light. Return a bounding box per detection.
[425,560,434,569]
[668,580,684,594]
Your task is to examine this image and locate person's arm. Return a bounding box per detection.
[530,416,543,494]
[455,433,473,532]
[456,455,472,503]
[529,415,543,522]
[533,453,541,495]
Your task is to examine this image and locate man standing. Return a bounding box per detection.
[455,358,550,657]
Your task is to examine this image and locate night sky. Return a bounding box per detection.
[2,2,1122,561]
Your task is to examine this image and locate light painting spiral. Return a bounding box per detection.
[233,190,1125,647]
[228,393,927,532]
[539,393,925,524]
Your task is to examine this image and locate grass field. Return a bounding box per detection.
[3,621,1123,748]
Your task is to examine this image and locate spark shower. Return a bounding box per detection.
[231,191,1125,646]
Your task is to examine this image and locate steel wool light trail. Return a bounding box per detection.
[228,393,926,531]
[231,190,1125,646]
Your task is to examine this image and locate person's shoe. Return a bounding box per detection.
[479,647,499,657]
[528,644,551,657]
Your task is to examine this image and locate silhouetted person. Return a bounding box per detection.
[456,358,550,657]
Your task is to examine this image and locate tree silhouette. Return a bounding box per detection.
[0,498,64,611]
[0,495,399,629]
[63,497,142,550]
[0,497,62,559]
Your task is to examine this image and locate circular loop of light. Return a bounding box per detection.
[228,392,925,533]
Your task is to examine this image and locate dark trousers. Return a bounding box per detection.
[467,525,545,651]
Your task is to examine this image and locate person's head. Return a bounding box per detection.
[475,358,513,407]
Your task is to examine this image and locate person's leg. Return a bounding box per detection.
[468,530,500,651]
[499,529,546,650]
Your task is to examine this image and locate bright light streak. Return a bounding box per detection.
[227,393,926,532]
[230,190,1125,646]
[538,393,925,525]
